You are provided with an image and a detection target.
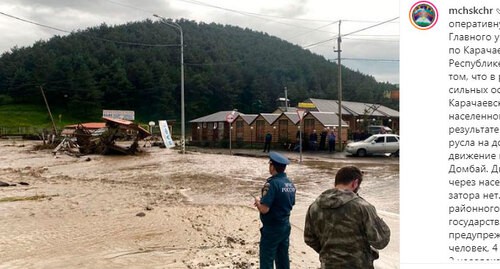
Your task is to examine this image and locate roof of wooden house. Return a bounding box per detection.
[308,111,349,127]
[259,113,281,124]
[307,98,399,118]
[281,112,300,125]
[189,111,242,123]
[239,114,258,124]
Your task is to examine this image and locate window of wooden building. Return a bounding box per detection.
[236,121,244,142]
[279,120,288,141]
[304,118,315,135]
[256,120,265,142]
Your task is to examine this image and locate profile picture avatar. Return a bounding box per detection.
[409,1,438,30]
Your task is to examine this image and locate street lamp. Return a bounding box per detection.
[148,121,156,134]
[298,125,302,163]
[197,125,201,145]
[250,126,254,149]
[273,126,276,149]
[154,14,185,154]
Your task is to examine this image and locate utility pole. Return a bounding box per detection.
[154,14,185,154]
[40,86,57,136]
[334,20,342,152]
[284,87,288,112]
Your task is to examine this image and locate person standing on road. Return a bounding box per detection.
[303,166,390,269]
[327,130,336,153]
[254,151,296,269]
[309,129,318,151]
[319,128,327,150]
[263,132,272,152]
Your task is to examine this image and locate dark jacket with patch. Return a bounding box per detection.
[260,172,296,226]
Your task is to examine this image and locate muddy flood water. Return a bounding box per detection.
[0,140,399,269]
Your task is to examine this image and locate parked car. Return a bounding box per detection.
[345,134,399,157]
[367,125,392,135]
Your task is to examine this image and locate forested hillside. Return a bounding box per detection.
[0,19,397,123]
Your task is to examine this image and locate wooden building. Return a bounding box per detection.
[305,98,400,133]
[251,113,280,144]
[273,112,300,144]
[302,111,349,144]
[190,111,241,146]
[188,98,398,149]
[232,114,258,146]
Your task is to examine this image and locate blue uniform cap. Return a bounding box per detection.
[269,151,290,166]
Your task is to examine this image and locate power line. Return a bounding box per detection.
[103,0,341,40]
[174,0,339,34]
[0,12,69,33]
[343,37,399,42]
[0,12,178,47]
[103,1,398,47]
[177,0,335,23]
[285,20,339,42]
[343,19,399,24]
[336,57,399,62]
[302,17,399,49]
[101,0,155,14]
[343,17,399,37]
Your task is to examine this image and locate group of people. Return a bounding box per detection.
[254,151,391,269]
[291,128,337,153]
[305,128,337,153]
[263,128,338,154]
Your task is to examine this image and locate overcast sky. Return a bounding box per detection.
[0,0,399,84]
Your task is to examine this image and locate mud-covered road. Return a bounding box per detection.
[0,140,399,268]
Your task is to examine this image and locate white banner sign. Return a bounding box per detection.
[102,110,135,120]
[159,120,175,149]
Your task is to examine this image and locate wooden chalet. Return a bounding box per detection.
[274,112,300,144]
[189,111,241,145]
[188,99,398,149]
[251,113,280,144]
[302,111,349,143]
[232,114,258,146]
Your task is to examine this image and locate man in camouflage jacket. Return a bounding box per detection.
[303,166,390,269]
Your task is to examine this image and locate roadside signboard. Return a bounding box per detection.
[102,110,135,120]
[296,109,306,121]
[297,102,316,109]
[159,120,175,149]
[226,112,236,123]
[226,111,237,154]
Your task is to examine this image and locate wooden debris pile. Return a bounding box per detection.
[53,117,151,156]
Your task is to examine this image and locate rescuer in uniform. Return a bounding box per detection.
[254,151,296,269]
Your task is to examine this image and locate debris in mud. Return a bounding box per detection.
[233,261,254,269]
[136,212,146,217]
[0,194,58,202]
[0,181,29,187]
[54,117,151,157]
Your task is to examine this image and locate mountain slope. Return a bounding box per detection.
[0,19,397,122]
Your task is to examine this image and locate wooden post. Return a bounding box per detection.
[40,86,58,136]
